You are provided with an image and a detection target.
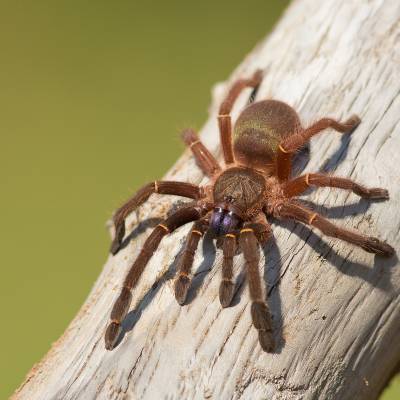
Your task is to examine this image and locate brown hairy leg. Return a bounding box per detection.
[218,70,263,165]
[277,201,394,257]
[110,181,202,255]
[105,205,206,350]
[174,218,209,305]
[182,128,221,177]
[219,233,237,308]
[276,115,361,182]
[239,223,274,352]
[283,173,389,199]
[219,217,271,308]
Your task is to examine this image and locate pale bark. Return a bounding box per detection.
[13,0,400,399]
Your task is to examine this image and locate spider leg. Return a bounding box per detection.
[276,115,361,181]
[277,201,394,257]
[283,173,389,200]
[220,216,272,308]
[105,205,207,350]
[239,222,274,352]
[110,181,202,255]
[174,217,209,305]
[182,128,221,177]
[219,233,237,308]
[218,70,263,165]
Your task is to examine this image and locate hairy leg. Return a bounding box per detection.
[219,214,272,308]
[174,218,209,305]
[239,223,274,352]
[182,128,221,177]
[219,233,237,308]
[277,201,394,257]
[276,115,360,181]
[105,205,206,350]
[218,70,263,165]
[110,181,202,255]
[283,173,389,199]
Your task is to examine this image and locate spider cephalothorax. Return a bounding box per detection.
[105,70,394,352]
[210,167,266,235]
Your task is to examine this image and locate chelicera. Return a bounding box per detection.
[105,70,394,352]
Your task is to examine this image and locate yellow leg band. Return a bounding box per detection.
[190,140,200,148]
[240,228,254,234]
[308,213,317,225]
[279,144,290,154]
[158,224,170,233]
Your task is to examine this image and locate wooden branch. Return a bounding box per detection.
[13,0,400,399]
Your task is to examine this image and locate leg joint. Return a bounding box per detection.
[240,228,254,234]
[278,144,290,154]
[158,223,170,233]
[308,213,318,225]
[189,140,201,148]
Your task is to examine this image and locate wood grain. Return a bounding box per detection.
[13,0,400,399]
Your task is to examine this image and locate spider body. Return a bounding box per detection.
[233,99,301,172]
[105,70,394,352]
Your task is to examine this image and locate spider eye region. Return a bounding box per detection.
[210,208,242,236]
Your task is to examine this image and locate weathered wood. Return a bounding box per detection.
[13,0,400,399]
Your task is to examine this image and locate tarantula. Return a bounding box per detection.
[105,70,394,352]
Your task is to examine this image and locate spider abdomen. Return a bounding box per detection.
[233,99,302,171]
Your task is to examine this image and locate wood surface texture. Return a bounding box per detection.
[13,0,400,399]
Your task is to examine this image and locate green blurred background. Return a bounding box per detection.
[0,1,398,399]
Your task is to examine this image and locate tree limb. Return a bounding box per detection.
[13,0,400,399]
